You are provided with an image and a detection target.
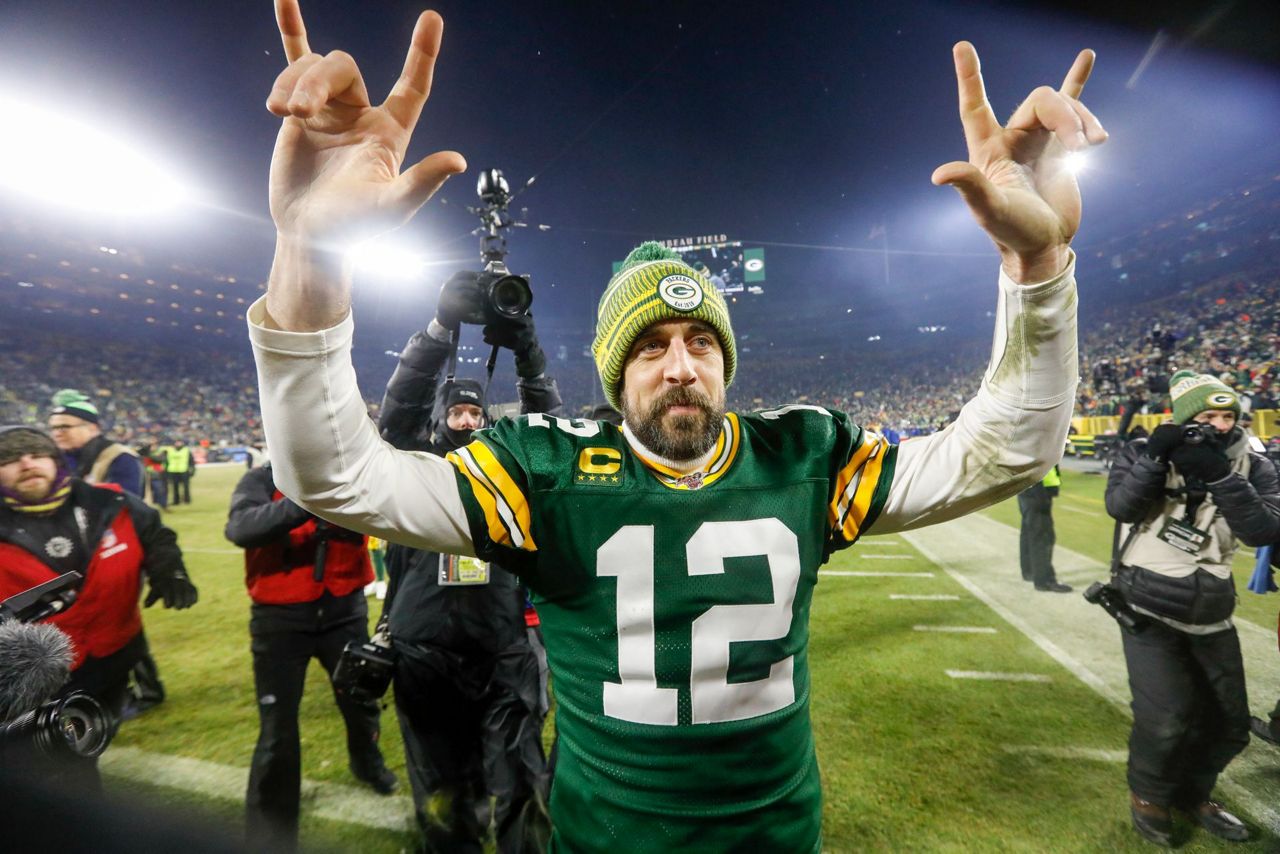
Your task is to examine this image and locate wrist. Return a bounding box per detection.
[264,233,354,332]
[426,319,454,343]
[1000,245,1070,285]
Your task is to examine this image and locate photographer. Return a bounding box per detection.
[1105,370,1280,845]
[224,463,397,852]
[0,425,196,791]
[375,274,557,853]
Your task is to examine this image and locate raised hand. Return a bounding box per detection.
[932,43,1106,283]
[266,0,465,245]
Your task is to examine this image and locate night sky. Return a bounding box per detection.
[3,1,1278,355]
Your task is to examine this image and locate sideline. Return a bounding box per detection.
[901,513,1280,834]
[101,747,414,832]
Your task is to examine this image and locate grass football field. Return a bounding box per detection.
[104,463,1280,852]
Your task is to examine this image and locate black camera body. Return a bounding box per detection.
[1084,581,1146,634]
[1181,423,1219,446]
[471,261,533,322]
[333,639,396,704]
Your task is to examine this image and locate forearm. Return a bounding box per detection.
[1211,467,1280,548]
[248,298,476,555]
[872,256,1077,532]
[1104,449,1166,522]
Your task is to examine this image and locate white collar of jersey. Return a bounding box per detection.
[622,414,741,490]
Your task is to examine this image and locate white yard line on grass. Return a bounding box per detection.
[913,625,997,633]
[1003,745,1127,763]
[855,554,915,560]
[902,514,1280,834]
[821,570,935,578]
[101,747,414,832]
[890,594,961,601]
[1056,504,1102,517]
[946,670,1052,682]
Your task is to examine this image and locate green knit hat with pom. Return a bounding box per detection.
[49,388,100,425]
[1169,370,1241,424]
[592,242,736,409]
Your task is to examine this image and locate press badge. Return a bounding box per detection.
[1156,518,1209,555]
[439,553,490,586]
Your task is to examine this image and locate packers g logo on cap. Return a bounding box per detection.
[657,274,704,312]
[1207,391,1237,408]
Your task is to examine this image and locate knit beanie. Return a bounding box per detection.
[591,242,736,410]
[49,389,100,425]
[0,426,62,464]
[0,426,72,513]
[1169,370,1241,424]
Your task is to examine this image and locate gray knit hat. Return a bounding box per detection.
[591,242,736,409]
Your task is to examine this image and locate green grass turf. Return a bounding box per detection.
[103,464,1278,852]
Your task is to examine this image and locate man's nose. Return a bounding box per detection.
[662,340,696,385]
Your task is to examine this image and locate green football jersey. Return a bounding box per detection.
[446,405,897,852]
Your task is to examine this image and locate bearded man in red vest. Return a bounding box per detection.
[0,425,197,789]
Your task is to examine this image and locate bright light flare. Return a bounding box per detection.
[348,239,430,281]
[1064,151,1089,175]
[0,95,198,216]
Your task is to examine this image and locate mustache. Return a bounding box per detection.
[649,386,716,418]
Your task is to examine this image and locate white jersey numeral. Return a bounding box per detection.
[757,404,831,420]
[528,412,601,437]
[597,519,801,726]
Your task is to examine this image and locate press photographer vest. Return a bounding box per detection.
[0,491,144,669]
[242,489,372,605]
[1120,439,1251,580]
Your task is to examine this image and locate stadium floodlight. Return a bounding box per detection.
[1064,151,1088,175]
[348,238,429,281]
[0,94,199,217]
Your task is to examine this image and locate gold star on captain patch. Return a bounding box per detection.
[610,475,619,482]
[588,474,597,481]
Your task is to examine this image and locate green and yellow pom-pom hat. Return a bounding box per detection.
[591,242,736,410]
[1169,369,1241,424]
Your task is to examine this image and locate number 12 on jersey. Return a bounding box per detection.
[597,519,802,726]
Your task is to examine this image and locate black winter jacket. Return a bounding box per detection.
[1105,437,1280,549]
[377,327,562,651]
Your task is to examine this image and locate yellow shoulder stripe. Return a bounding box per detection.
[828,432,880,531]
[841,438,889,542]
[446,442,537,552]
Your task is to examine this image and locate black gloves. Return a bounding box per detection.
[145,568,198,609]
[1145,423,1184,462]
[1170,443,1231,482]
[483,313,546,378]
[434,272,488,331]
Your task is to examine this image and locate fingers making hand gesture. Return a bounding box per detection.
[266,0,466,247]
[932,42,1106,282]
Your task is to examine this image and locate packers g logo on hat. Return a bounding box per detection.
[1206,391,1237,408]
[657,275,704,312]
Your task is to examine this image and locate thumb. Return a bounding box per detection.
[931,161,1003,227]
[387,150,467,218]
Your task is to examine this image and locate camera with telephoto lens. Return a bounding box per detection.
[458,168,533,323]
[1083,581,1146,634]
[1182,423,1219,446]
[333,634,395,703]
[0,572,113,763]
[0,692,111,761]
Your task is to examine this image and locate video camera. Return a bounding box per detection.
[332,623,395,704]
[0,573,113,763]
[1083,581,1146,635]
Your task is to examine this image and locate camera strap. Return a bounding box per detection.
[444,331,501,411]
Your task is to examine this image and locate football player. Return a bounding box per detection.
[251,2,1105,849]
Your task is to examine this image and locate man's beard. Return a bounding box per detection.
[622,385,725,462]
